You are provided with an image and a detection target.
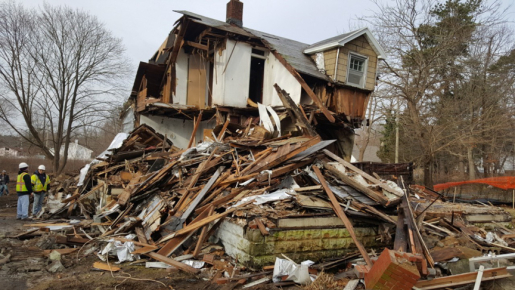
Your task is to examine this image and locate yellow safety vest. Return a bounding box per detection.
[31,174,50,192]
[16,172,29,192]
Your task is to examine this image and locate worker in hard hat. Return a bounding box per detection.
[31,165,50,217]
[16,162,33,220]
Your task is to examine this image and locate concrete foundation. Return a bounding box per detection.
[214,216,390,267]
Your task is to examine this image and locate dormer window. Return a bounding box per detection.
[347,53,368,88]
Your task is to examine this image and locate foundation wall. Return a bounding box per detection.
[215,217,390,267]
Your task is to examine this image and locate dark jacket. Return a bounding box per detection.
[0,174,8,185]
[17,170,32,196]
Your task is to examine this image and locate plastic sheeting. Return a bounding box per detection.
[77,133,129,187]
[96,133,129,160]
[434,176,515,191]
[100,234,139,263]
[233,188,293,207]
[272,257,314,284]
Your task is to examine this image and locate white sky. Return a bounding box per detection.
[16,0,515,76]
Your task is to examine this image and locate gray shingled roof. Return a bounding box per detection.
[174,11,329,81]
[304,31,357,50]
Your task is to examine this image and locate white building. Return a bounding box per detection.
[50,140,93,161]
[0,147,18,157]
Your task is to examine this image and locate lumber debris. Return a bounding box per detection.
[14,121,513,288]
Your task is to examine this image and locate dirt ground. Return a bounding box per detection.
[0,184,292,290]
[0,184,222,290]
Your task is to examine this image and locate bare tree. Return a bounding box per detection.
[0,1,131,174]
[365,0,514,186]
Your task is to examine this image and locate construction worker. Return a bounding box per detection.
[16,162,32,220]
[0,170,9,196]
[31,165,50,217]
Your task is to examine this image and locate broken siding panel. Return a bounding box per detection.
[175,48,189,105]
[262,52,302,107]
[224,41,251,107]
[212,39,251,108]
[140,115,216,149]
[330,87,371,120]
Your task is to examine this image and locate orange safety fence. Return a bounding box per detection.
[433,176,515,191]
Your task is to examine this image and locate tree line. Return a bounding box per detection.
[0,1,131,174]
[361,0,515,186]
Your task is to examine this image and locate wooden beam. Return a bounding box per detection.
[146,252,199,274]
[187,110,203,148]
[323,161,391,206]
[274,84,318,136]
[324,149,403,197]
[255,218,269,236]
[414,267,510,290]
[217,117,230,141]
[312,166,372,268]
[192,206,214,257]
[267,49,335,123]
[247,136,321,175]
[185,41,208,51]
[169,201,253,239]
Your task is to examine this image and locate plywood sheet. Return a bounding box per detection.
[187,54,207,109]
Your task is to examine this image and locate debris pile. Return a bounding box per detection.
[6,120,515,289]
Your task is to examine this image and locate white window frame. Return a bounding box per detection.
[346,52,368,89]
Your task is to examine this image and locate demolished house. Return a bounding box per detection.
[123,0,385,159]
[4,1,515,289]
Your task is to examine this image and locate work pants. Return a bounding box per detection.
[0,184,7,196]
[33,191,45,216]
[17,194,29,219]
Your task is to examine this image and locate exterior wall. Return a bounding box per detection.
[174,48,189,105]
[323,48,338,80]
[336,35,378,90]
[140,114,216,149]
[0,148,18,157]
[213,39,251,107]
[211,40,301,108]
[122,107,135,133]
[58,142,93,160]
[262,52,302,107]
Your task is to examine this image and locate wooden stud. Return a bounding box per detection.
[312,165,372,268]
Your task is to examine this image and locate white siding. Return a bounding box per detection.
[262,52,302,107]
[140,115,216,149]
[122,107,135,133]
[212,39,251,107]
[175,48,189,105]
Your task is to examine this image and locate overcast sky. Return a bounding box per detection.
[13,0,507,71]
[15,0,515,73]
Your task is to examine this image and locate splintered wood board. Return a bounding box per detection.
[93,262,120,272]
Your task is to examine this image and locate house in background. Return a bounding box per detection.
[50,140,93,161]
[123,0,386,159]
[0,147,18,157]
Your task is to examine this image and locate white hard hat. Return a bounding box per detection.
[38,165,46,171]
[19,162,28,169]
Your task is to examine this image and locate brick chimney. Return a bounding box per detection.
[226,0,243,27]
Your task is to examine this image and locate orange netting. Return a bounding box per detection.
[433,176,515,191]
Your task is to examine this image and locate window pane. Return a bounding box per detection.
[350,56,365,72]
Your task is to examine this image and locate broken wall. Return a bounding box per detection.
[213,39,251,107]
[139,114,216,149]
[262,52,302,106]
[212,39,302,108]
[174,48,189,105]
